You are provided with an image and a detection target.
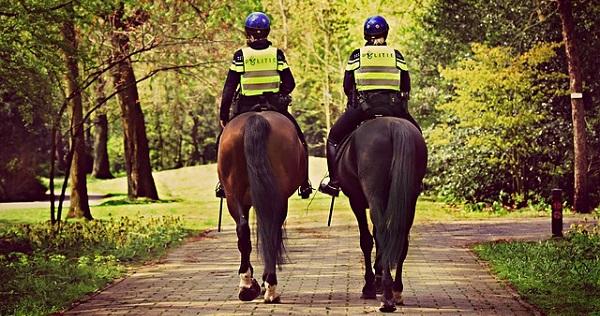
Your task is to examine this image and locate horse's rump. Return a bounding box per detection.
[338,117,427,266]
[218,111,306,205]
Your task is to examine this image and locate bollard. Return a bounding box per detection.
[551,188,563,237]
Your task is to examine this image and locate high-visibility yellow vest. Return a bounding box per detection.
[350,46,407,91]
[238,47,280,96]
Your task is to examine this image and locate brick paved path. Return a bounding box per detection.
[66,217,580,315]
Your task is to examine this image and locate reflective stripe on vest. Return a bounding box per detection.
[355,46,401,91]
[240,47,280,96]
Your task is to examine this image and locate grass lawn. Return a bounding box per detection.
[0,157,559,230]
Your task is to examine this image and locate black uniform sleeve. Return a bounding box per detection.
[343,49,361,97]
[219,50,243,122]
[343,71,355,97]
[277,49,295,95]
[395,50,410,93]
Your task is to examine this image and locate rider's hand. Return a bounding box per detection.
[220,120,226,128]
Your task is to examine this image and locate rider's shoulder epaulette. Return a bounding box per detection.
[394,49,408,71]
[345,48,361,71]
[230,49,244,72]
[276,48,289,71]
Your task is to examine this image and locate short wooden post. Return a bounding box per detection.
[551,189,563,237]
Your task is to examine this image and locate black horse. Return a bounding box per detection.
[336,117,427,312]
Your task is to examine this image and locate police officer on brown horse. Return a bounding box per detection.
[319,15,421,197]
[216,11,313,199]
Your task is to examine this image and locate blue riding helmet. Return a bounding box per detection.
[245,12,270,39]
[364,15,389,40]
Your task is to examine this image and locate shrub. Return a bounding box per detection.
[0,216,188,315]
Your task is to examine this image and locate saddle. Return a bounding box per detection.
[356,91,407,118]
[235,93,292,115]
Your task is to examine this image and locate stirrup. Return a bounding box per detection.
[318,181,340,197]
[298,181,314,199]
[215,182,225,198]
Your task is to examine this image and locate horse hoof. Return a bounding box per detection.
[379,302,397,313]
[361,284,377,299]
[263,282,281,304]
[393,290,404,305]
[264,295,281,304]
[238,279,261,301]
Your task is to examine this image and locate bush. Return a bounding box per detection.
[0,216,188,315]
[426,43,575,206]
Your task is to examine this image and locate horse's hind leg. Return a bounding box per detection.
[230,202,260,301]
[393,197,417,305]
[350,199,376,299]
[261,204,287,304]
[261,232,281,304]
[392,237,410,306]
[262,270,280,303]
[373,226,383,294]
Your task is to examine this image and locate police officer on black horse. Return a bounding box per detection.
[216,11,313,199]
[319,15,421,197]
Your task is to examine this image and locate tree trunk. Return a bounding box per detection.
[61,17,92,219]
[92,77,114,179]
[92,114,114,179]
[189,112,202,165]
[109,3,159,200]
[55,132,67,173]
[557,0,590,212]
[83,122,94,174]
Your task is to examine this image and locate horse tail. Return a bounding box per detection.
[376,123,419,269]
[243,114,286,269]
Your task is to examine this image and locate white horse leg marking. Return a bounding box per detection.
[263,281,280,303]
[393,290,404,305]
[239,268,253,289]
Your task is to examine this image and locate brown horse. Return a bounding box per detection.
[336,117,427,312]
[217,110,307,303]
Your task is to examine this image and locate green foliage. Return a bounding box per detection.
[0,0,67,201]
[427,43,569,205]
[97,197,179,206]
[1,253,121,316]
[0,215,187,315]
[474,221,600,315]
[1,216,187,260]
[3,0,600,209]
[417,0,600,208]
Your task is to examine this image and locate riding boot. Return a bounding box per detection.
[215,129,226,198]
[215,182,225,198]
[318,140,340,197]
[283,111,313,199]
